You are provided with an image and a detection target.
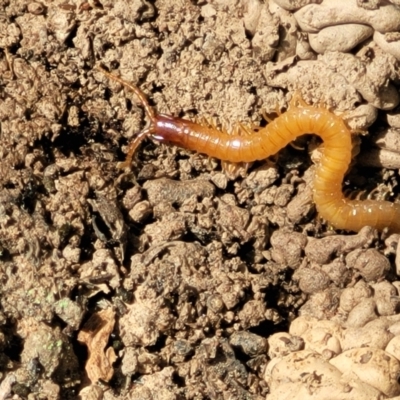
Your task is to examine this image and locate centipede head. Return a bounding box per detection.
[97,66,158,169]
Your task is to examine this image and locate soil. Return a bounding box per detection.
[0,0,400,399]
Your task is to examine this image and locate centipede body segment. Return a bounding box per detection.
[98,67,400,233]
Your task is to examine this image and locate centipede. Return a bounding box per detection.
[98,67,400,233]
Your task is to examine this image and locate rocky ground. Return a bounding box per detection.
[1,0,400,399]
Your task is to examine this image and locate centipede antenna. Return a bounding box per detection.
[97,66,156,122]
[117,127,155,170]
[97,66,159,168]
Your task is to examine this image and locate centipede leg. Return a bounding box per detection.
[289,91,308,109]
[334,109,371,137]
[367,185,392,201]
[261,103,282,123]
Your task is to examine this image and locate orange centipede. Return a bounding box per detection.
[98,67,400,233]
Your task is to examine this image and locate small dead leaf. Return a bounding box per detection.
[77,308,117,383]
